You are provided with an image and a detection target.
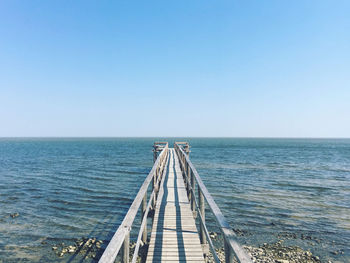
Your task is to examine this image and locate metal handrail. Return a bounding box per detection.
[174,142,252,263]
[99,143,169,263]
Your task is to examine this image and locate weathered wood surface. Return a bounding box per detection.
[146,149,205,263]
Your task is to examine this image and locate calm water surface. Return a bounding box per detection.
[0,138,349,262]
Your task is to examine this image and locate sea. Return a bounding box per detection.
[0,138,349,262]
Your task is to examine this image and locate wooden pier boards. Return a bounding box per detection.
[99,142,251,263]
[146,149,205,262]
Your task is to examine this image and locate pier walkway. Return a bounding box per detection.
[146,149,205,262]
[99,142,251,263]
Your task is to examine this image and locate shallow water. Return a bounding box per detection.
[0,138,349,262]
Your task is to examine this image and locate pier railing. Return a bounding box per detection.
[99,142,169,263]
[174,142,252,263]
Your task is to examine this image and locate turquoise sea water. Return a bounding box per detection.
[0,138,349,262]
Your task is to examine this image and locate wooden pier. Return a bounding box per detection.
[147,149,204,262]
[99,142,251,263]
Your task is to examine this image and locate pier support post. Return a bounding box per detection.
[122,231,130,263]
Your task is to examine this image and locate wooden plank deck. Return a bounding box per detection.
[146,149,205,263]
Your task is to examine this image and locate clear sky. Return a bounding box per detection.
[0,1,349,137]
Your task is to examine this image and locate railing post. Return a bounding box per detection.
[142,193,147,244]
[153,147,157,163]
[191,171,195,211]
[186,162,191,197]
[188,165,192,202]
[183,159,186,181]
[184,144,190,156]
[122,231,130,263]
[152,174,156,208]
[199,189,206,245]
[225,240,233,263]
[158,166,160,181]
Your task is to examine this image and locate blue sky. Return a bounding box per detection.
[0,0,349,137]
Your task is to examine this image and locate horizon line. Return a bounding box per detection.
[0,136,350,139]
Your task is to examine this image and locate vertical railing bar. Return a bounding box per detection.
[225,240,234,263]
[191,170,195,211]
[152,176,155,208]
[142,192,147,244]
[187,162,191,201]
[199,188,206,244]
[122,231,130,263]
